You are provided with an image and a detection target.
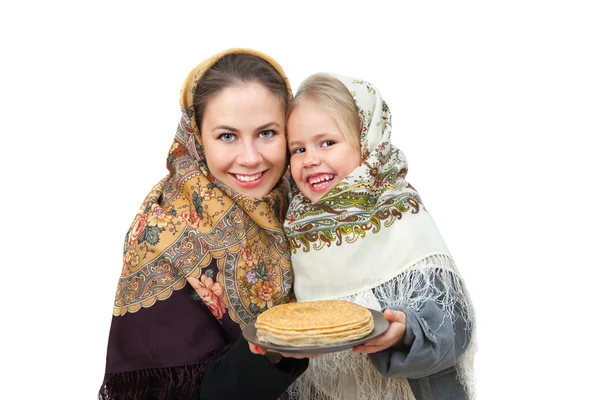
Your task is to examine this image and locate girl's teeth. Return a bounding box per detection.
[309,174,333,184]
[235,173,262,182]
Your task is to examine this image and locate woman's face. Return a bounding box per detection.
[201,83,287,198]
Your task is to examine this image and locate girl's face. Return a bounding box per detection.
[201,83,287,198]
[287,101,361,203]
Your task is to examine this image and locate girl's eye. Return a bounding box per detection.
[218,133,236,142]
[259,130,276,139]
[321,140,335,147]
[291,147,305,155]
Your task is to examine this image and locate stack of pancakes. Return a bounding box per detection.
[255,300,374,347]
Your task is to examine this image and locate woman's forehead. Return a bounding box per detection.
[201,84,285,131]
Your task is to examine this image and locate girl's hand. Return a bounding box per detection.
[352,309,407,354]
[248,343,322,359]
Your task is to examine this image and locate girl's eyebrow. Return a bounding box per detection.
[289,132,330,147]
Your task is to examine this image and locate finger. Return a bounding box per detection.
[249,344,268,355]
[353,338,391,352]
[353,322,407,353]
[352,336,392,352]
[352,344,387,354]
[384,309,407,324]
[359,324,404,347]
[248,343,259,354]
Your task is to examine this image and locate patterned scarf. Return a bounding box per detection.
[114,48,294,327]
[285,74,451,302]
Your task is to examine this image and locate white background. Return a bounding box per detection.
[1,1,599,398]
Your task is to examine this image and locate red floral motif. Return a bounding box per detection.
[188,274,227,319]
[181,210,201,228]
[128,213,147,244]
[241,247,259,267]
[286,211,299,224]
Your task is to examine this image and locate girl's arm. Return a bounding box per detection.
[353,265,473,380]
[366,299,470,379]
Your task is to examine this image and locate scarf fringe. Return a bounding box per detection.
[288,254,477,400]
[98,364,201,400]
[288,349,415,400]
[99,345,231,400]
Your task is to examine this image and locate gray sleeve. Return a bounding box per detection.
[368,277,471,379]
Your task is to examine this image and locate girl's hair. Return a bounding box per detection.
[289,73,361,151]
[193,54,289,128]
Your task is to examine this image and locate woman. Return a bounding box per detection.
[99,48,308,400]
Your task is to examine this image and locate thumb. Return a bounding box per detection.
[383,308,406,324]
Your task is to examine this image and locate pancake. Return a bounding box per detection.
[255,300,374,347]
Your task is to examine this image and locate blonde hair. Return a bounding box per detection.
[288,73,361,151]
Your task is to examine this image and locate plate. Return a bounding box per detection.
[243,308,389,354]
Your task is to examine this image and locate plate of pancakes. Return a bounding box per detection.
[243,300,390,354]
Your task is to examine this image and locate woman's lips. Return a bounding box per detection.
[230,171,266,187]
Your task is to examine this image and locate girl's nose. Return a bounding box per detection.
[302,149,321,168]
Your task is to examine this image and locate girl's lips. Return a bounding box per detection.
[309,179,335,193]
[306,173,335,185]
[230,171,266,187]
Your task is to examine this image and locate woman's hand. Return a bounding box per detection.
[352,309,407,354]
[248,343,322,359]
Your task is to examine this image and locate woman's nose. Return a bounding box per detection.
[237,141,262,167]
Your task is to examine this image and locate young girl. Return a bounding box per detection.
[283,73,476,400]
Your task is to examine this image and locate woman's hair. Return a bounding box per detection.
[193,54,289,128]
[289,73,361,151]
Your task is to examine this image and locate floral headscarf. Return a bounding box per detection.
[115,48,294,327]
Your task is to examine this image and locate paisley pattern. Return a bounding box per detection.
[113,49,294,328]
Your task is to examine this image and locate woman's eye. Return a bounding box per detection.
[321,140,335,147]
[218,133,235,142]
[291,147,305,154]
[259,130,276,139]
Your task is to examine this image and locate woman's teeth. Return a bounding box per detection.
[235,172,262,182]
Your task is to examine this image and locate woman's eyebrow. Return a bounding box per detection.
[213,125,239,132]
[256,121,280,131]
[213,122,280,132]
